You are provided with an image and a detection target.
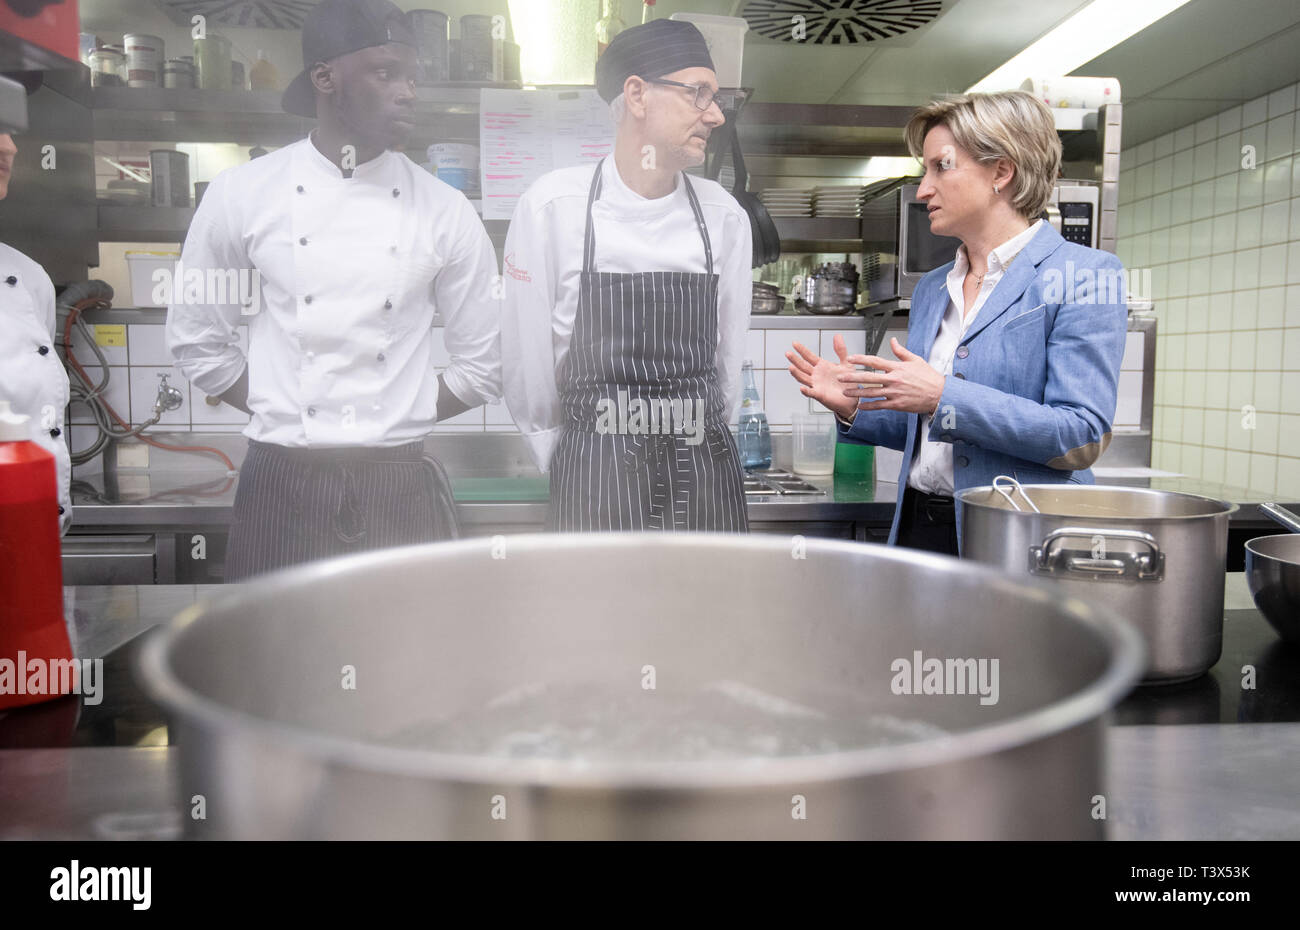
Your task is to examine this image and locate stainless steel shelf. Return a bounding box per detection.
[771,215,864,252]
[97,200,508,246]
[97,201,194,242]
[736,103,913,158]
[747,313,867,329]
[89,83,515,144]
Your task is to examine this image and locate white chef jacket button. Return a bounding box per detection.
[390,245,397,254]
[956,346,969,359]
[377,352,386,362]
[297,185,305,193]
[307,406,317,417]
[383,299,393,309]
[304,295,313,304]
[392,188,400,197]
[306,351,314,360]
[5,275,16,286]
[37,345,49,355]
[49,427,61,438]
[299,237,308,246]
[58,506,65,515]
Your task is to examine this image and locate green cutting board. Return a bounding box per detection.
[451,477,551,502]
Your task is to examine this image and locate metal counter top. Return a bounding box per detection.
[8,725,1297,840]
[1,575,1297,839]
[64,430,1295,531]
[66,468,1296,530]
[67,470,900,528]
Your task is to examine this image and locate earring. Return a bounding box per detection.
[993,184,1000,194]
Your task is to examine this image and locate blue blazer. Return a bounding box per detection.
[838,222,1128,548]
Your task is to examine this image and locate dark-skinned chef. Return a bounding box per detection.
[166,0,501,579]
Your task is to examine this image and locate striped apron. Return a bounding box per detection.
[224,440,458,582]
[547,159,749,533]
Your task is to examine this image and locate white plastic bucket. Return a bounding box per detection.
[668,12,748,88]
[126,250,180,308]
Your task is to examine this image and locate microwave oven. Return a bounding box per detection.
[862,180,1103,303]
[861,183,961,303]
[1048,182,1100,249]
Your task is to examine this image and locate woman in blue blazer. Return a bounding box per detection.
[788,91,1128,555]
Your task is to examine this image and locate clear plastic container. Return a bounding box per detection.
[195,34,232,90]
[792,413,836,475]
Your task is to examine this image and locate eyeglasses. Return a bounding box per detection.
[647,78,736,112]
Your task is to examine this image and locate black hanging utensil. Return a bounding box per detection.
[728,125,781,268]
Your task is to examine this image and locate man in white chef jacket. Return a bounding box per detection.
[0,96,72,535]
[167,0,501,580]
[501,19,752,532]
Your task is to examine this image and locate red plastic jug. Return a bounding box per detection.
[0,399,74,709]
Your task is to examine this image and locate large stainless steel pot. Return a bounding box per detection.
[139,534,1143,839]
[958,484,1236,685]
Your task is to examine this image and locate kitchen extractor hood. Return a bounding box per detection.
[740,0,953,46]
[155,0,315,29]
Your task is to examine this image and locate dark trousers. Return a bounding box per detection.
[225,440,458,581]
[895,485,960,557]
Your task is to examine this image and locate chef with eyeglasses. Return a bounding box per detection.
[501,19,753,533]
[166,0,501,580]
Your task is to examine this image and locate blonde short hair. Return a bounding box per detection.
[904,91,1062,219]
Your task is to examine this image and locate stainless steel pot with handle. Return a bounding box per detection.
[138,533,1143,839]
[957,481,1236,685]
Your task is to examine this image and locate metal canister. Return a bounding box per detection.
[162,58,195,89]
[459,14,499,82]
[89,47,126,87]
[150,150,192,207]
[123,34,163,88]
[410,10,449,84]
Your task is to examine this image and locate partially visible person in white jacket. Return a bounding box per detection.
[0,130,71,534]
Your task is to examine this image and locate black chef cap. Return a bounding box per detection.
[595,19,716,104]
[282,0,416,118]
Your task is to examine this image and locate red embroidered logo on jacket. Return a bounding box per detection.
[504,253,531,283]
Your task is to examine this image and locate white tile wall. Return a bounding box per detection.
[1120,80,1300,498]
[72,320,893,444]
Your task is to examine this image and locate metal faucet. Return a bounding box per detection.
[154,373,184,415]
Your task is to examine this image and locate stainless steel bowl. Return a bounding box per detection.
[1245,534,1300,644]
[139,533,1143,839]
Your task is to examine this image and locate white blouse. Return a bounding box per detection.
[908,220,1042,494]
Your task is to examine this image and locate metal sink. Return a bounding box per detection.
[743,469,827,498]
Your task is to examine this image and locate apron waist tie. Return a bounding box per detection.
[333,463,367,545]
